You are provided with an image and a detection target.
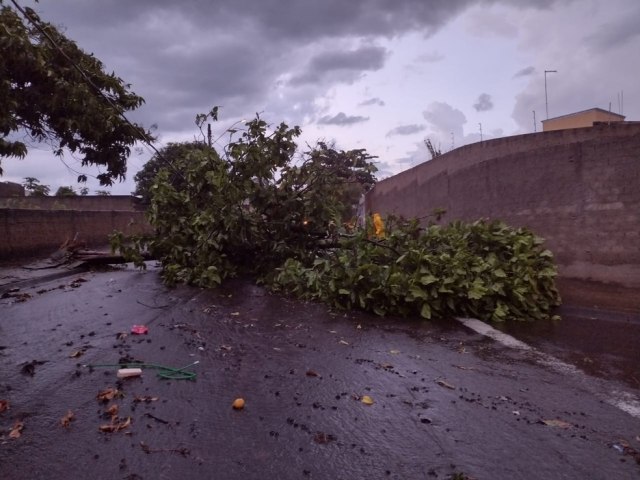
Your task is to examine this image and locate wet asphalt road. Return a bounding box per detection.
[1,264,639,479]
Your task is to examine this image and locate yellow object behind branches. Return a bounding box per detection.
[372,213,385,238]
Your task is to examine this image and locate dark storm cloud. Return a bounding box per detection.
[473,93,493,112]
[290,46,387,86]
[56,0,472,42]
[386,124,426,137]
[21,0,566,134]
[586,9,640,50]
[359,97,386,107]
[317,113,369,126]
[513,66,536,78]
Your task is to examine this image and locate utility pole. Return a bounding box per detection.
[533,110,536,132]
[479,123,483,142]
[544,69,557,119]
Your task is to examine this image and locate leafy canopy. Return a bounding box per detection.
[0,2,148,185]
[54,185,77,196]
[272,217,560,323]
[22,176,49,196]
[113,114,378,286]
[133,142,219,204]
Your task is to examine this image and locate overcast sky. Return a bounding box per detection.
[3,0,639,194]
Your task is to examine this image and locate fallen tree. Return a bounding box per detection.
[112,113,560,322]
[272,217,560,322]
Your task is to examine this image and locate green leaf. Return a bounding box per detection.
[420,274,438,285]
[468,279,488,300]
[493,269,507,278]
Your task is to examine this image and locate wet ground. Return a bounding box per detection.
[1,264,639,479]
[496,305,640,391]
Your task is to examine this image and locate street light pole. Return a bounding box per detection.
[544,70,557,119]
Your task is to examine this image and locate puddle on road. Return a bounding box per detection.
[494,306,640,389]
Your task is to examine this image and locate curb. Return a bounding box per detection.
[0,265,88,296]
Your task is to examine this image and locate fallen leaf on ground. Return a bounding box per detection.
[306,370,319,377]
[436,379,456,390]
[338,340,349,345]
[230,312,240,316]
[96,388,122,402]
[9,420,24,438]
[361,395,374,405]
[0,400,9,413]
[541,419,572,429]
[389,349,400,354]
[313,432,336,444]
[232,398,245,410]
[219,345,232,351]
[452,364,475,371]
[328,330,337,334]
[356,324,362,330]
[133,395,158,403]
[99,416,131,433]
[60,410,75,428]
[105,404,119,420]
[69,350,84,358]
[1,291,31,302]
[140,441,190,456]
[116,332,128,340]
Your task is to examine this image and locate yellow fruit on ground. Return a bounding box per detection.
[232,398,245,410]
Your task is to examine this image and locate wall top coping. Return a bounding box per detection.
[373,122,640,191]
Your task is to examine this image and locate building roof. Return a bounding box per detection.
[541,107,625,123]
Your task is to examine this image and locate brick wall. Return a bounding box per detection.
[0,182,24,197]
[365,123,640,309]
[0,195,144,211]
[0,209,152,259]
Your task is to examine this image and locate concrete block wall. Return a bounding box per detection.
[0,209,152,259]
[0,195,144,211]
[365,123,640,307]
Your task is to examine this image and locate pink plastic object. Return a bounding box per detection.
[131,325,149,335]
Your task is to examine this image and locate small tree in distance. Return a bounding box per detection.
[22,177,50,196]
[55,186,77,196]
[133,142,216,203]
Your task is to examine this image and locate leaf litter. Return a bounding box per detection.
[9,420,24,439]
[60,410,75,428]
